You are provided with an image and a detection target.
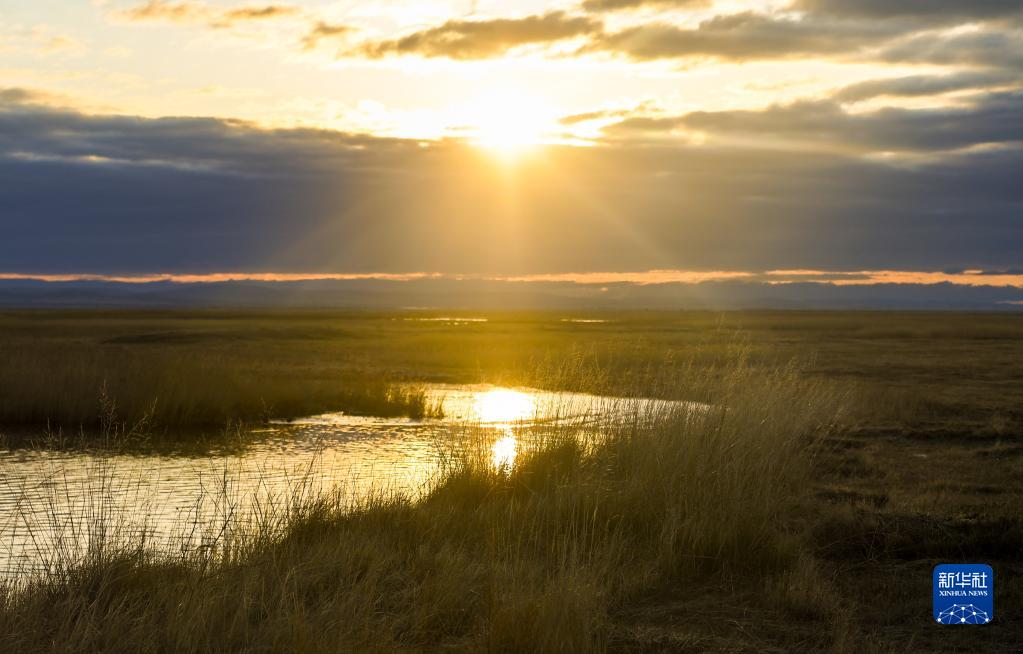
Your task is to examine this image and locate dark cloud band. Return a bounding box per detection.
[1,90,1021,276]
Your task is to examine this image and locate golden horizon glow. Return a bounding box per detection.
[4,269,1023,288]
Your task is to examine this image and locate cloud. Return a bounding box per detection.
[119,0,208,23]
[877,30,1023,69]
[0,88,49,104]
[220,5,298,21]
[0,87,75,109]
[40,34,86,54]
[580,0,710,12]
[793,0,1023,23]
[112,0,1023,69]
[1,91,1022,276]
[0,24,89,57]
[558,108,632,125]
[7,269,1023,288]
[118,1,300,29]
[355,11,601,60]
[586,12,902,61]
[301,21,356,51]
[579,7,1022,68]
[833,72,1020,103]
[606,91,1023,153]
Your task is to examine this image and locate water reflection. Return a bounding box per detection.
[401,317,488,325]
[491,434,517,470]
[473,389,536,424]
[0,384,700,579]
[471,390,532,471]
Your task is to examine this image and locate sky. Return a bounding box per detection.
[1,0,1022,289]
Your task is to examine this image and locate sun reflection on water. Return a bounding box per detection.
[472,389,536,424]
[470,389,533,472]
[491,434,517,470]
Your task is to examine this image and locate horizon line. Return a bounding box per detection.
[1,269,1023,288]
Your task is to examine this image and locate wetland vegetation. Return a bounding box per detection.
[0,309,1021,652]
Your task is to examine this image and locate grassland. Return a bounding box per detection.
[0,309,1021,651]
[1,309,1020,430]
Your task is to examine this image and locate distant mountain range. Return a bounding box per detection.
[1,278,1022,310]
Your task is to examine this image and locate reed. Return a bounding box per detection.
[0,355,850,652]
[0,345,442,432]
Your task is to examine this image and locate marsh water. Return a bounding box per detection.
[0,385,693,579]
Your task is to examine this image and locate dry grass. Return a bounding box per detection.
[0,347,442,432]
[1,309,1020,432]
[0,356,849,653]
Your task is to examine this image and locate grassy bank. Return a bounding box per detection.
[0,360,849,652]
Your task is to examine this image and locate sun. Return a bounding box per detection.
[466,89,555,157]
